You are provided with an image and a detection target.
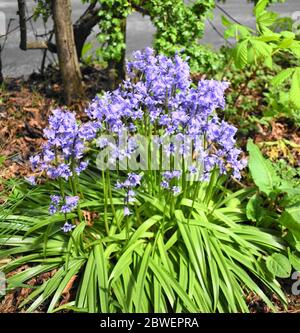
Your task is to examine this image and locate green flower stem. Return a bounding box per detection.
[74,171,84,199]
[204,168,218,206]
[58,178,65,200]
[170,195,175,219]
[70,160,83,223]
[106,170,117,226]
[125,215,130,241]
[56,150,66,203]
[182,157,187,198]
[102,168,110,235]
[188,180,201,221]
[162,192,170,226]
[134,202,142,226]
[148,130,154,196]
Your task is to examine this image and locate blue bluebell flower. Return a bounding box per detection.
[30,109,96,181]
[25,176,36,185]
[124,206,131,216]
[61,222,76,233]
[48,195,79,215]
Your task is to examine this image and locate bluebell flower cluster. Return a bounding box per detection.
[28,109,98,230]
[28,48,246,230]
[86,49,190,135]
[30,109,98,180]
[116,173,142,216]
[49,195,79,215]
[160,171,182,194]
[85,48,246,181]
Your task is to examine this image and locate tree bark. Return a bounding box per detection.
[17,0,27,50]
[52,0,84,105]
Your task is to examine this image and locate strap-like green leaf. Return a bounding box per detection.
[94,243,109,312]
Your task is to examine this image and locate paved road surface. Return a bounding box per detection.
[0,0,299,77]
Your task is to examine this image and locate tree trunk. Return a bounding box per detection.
[52,0,84,105]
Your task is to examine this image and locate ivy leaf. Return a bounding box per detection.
[290,68,300,109]
[266,253,292,278]
[247,139,280,195]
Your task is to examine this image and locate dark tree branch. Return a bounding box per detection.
[17,0,27,50]
[0,18,15,83]
[41,30,54,74]
[73,1,101,58]
[129,2,150,16]
[0,17,30,41]
[215,4,252,29]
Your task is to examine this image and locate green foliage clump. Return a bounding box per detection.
[0,167,288,313]
[247,140,300,278]
[95,0,220,73]
[96,0,131,63]
[224,0,300,110]
[141,0,219,73]
[33,0,52,22]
